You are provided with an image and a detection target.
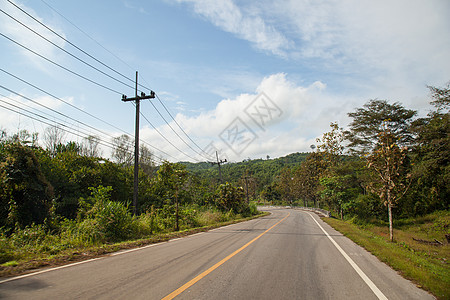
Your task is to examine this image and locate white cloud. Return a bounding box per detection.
[140,73,350,162]
[173,0,292,56]
[173,0,449,104]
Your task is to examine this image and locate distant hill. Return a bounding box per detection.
[180,152,310,190]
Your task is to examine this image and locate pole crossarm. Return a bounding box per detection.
[122,91,155,102]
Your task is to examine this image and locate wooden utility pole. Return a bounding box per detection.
[209,151,227,184]
[121,71,155,215]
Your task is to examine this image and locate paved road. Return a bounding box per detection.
[0,208,434,299]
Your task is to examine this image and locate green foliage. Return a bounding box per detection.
[215,182,251,215]
[0,142,53,229]
[77,186,133,242]
[410,84,449,213]
[346,99,417,154]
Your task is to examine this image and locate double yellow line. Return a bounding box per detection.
[162,212,290,299]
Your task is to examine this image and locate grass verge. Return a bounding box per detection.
[0,212,269,278]
[323,211,449,299]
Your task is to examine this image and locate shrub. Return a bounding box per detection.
[77,186,134,242]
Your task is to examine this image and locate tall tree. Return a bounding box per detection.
[294,152,326,207]
[366,123,411,242]
[346,100,417,154]
[156,162,189,231]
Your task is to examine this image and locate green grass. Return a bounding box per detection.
[323,211,449,299]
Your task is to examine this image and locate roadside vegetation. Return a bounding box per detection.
[323,211,449,299]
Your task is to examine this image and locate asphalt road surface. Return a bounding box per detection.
[0,208,434,299]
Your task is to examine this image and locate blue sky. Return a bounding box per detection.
[1,0,449,162]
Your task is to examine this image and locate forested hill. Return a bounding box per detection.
[180,152,309,188]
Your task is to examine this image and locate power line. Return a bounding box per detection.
[0,32,122,94]
[146,98,210,161]
[0,68,125,134]
[155,93,214,160]
[0,102,118,153]
[40,0,138,78]
[0,81,169,162]
[0,68,170,160]
[4,1,208,162]
[0,97,166,163]
[30,0,212,162]
[0,92,124,152]
[135,102,199,162]
[0,84,111,140]
[1,4,136,91]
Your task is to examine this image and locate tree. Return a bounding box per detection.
[319,163,360,219]
[410,83,449,213]
[81,135,102,158]
[294,152,326,207]
[316,122,345,168]
[111,134,133,166]
[44,125,66,157]
[139,144,155,176]
[155,162,189,231]
[366,123,411,241]
[215,182,246,213]
[0,142,53,228]
[346,100,417,154]
[277,166,294,204]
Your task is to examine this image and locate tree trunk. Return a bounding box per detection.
[388,203,393,242]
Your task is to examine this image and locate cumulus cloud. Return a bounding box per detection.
[173,0,449,103]
[140,73,349,162]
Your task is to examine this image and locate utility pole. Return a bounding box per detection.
[209,151,227,184]
[242,170,253,203]
[121,71,155,215]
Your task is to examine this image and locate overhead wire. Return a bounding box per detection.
[0,102,121,153]
[155,93,214,160]
[133,102,199,162]
[0,7,136,91]
[0,32,122,94]
[0,94,167,163]
[37,0,213,162]
[3,1,209,162]
[0,89,127,152]
[0,69,173,161]
[39,0,138,81]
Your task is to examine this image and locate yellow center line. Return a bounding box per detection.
[162,212,291,300]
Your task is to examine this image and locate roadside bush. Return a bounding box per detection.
[77,185,134,242]
[0,233,13,264]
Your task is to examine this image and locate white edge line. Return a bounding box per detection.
[0,218,259,285]
[306,212,388,300]
[0,257,103,285]
[0,230,210,284]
